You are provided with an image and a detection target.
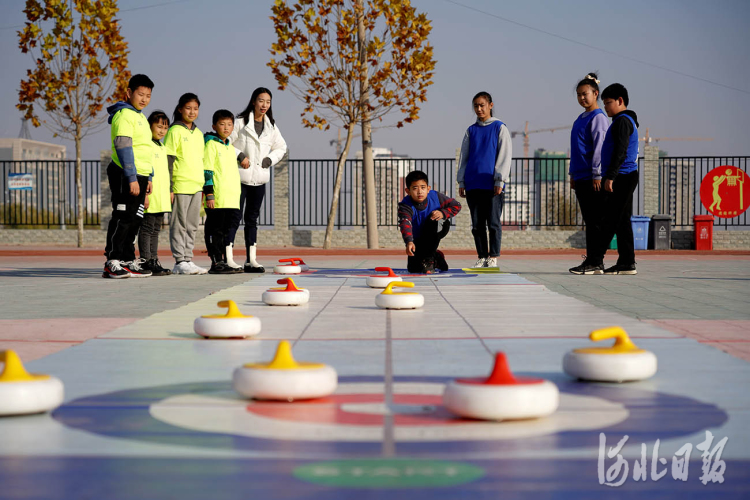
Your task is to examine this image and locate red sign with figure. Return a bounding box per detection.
[699,166,749,218]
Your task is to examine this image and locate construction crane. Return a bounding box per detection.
[510,121,572,158]
[640,128,713,144]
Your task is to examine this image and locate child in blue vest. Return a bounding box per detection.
[592,83,640,275]
[568,73,609,275]
[398,170,461,273]
[457,92,512,268]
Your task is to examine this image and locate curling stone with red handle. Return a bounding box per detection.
[262,278,309,306]
[366,267,403,289]
[274,258,302,274]
[443,352,559,421]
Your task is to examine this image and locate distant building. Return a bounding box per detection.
[0,138,66,161]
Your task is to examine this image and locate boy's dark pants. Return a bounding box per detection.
[138,212,165,261]
[573,180,604,264]
[104,162,148,262]
[594,171,639,266]
[407,218,451,273]
[466,189,504,258]
[205,208,241,262]
[227,184,265,248]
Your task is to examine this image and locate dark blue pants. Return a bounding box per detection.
[227,184,266,248]
[593,171,639,266]
[466,189,504,258]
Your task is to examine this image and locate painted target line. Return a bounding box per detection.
[301,269,480,279]
[52,375,727,456]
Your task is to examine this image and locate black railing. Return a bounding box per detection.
[660,156,749,228]
[1,160,101,227]
[289,157,645,228]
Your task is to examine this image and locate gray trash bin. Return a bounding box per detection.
[649,214,672,249]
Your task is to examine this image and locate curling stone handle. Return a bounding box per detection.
[217,300,243,318]
[374,267,397,277]
[276,278,301,291]
[590,326,637,350]
[383,281,415,294]
[290,258,306,265]
[278,258,296,264]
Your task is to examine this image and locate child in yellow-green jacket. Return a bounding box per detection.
[138,110,172,276]
[165,93,207,275]
[203,109,242,274]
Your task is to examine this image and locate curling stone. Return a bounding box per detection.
[273,258,302,275]
[375,281,424,310]
[0,350,64,416]
[563,326,657,383]
[262,278,309,306]
[289,258,309,272]
[193,300,261,339]
[233,340,337,401]
[366,267,403,289]
[443,352,559,421]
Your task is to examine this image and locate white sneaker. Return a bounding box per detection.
[173,261,193,275]
[485,257,498,268]
[473,258,486,268]
[187,261,208,275]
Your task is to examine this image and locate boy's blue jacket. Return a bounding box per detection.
[601,110,639,180]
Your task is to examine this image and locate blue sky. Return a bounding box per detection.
[0,0,748,160]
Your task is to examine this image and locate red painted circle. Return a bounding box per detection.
[700,166,750,218]
[247,393,470,426]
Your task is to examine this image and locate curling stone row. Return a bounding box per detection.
[274,257,309,274]
[262,278,310,306]
[0,350,64,416]
[233,340,337,401]
[375,281,424,310]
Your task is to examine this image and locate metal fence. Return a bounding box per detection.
[1,160,101,227]
[660,156,749,228]
[289,157,645,228]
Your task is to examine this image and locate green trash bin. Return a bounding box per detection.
[608,234,617,250]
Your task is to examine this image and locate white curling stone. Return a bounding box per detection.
[297,264,309,272]
[274,265,302,274]
[0,377,64,416]
[233,365,337,401]
[442,380,559,421]
[262,290,309,306]
[563,351,657,382]
[366,275,403,289]
[375,293,424,310]
[193,316,261,338]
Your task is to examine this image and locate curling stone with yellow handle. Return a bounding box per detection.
[375,281,424,310]
[443,352,559,421]
[366,267,403,289]
[563,326,657,382]
[233,340,337,401]
[193,300,261,339]
[0,350,64,416]
[273,258,302,275]
[262,278,309,306]
[289,258,310,272]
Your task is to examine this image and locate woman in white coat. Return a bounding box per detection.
[226,87,287,272]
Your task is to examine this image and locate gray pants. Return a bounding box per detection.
[170,192,202,262]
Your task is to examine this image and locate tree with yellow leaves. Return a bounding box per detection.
[17,0,130,247]
[269,0,435,249]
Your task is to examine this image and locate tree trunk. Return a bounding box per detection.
[75,132,83,247]
[323,123,356,249]
[356,0,378,249]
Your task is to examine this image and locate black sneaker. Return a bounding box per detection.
[422,258,436,274]
[569,260,604,275]
[209,262,236,274]
[121,259,152,278]
[244,262,265,273]
[604,263,637,275]
[148,258,172,276]
[103,260,131,279]
[435,250,449,272]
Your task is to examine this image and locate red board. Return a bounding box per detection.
[699,166,750,218]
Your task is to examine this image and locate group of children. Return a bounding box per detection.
[398,79,640,275]
[104,73,639,278]
[103,74,287,278]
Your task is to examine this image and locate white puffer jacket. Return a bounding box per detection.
[229,115,287,186]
